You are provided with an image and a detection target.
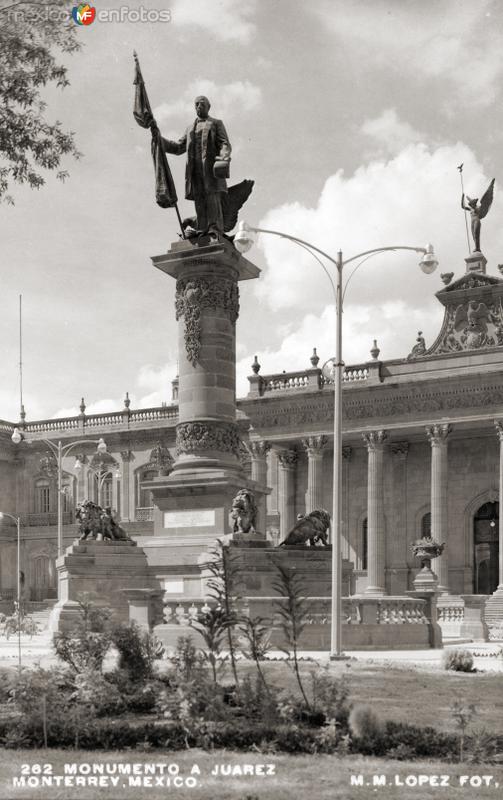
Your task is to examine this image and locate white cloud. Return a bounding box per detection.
[135,363,178,407]
[171,0,257,43]
[361,109,431,157]
[51,364,178,419]
[154,80,262,124]
[236,302,442,397]
[240,136,502,387]
[316,0,503,107]
[254,140,498,315]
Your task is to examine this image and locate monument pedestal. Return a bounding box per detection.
[465,252,487,274]
[50,539,152,632]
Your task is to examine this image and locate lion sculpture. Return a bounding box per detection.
[229,488,258,534]
[279,509,331,547]
[76,500,131,542]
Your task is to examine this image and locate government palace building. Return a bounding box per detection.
[0,246,502,645]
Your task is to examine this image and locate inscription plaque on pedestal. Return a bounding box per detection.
[164,509,216,528]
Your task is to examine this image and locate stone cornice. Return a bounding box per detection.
[239,378,503,430]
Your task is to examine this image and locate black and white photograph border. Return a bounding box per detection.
[0,1,502,798]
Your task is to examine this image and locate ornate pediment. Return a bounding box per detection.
[408,267,503,358]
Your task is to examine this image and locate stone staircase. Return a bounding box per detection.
[26,601,57,633]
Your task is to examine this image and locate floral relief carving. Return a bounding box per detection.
[175,421,241,457]
[175,277,239,366]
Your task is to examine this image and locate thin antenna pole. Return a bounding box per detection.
[458,164,471,254]
[19,294,23,416]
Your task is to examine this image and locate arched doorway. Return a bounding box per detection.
[473,501,499,594]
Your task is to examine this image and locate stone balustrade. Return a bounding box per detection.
[436,596,465,639]
[136,506,154,522]
[18,511,74,527]
[153,593,434,650]
[247,360,383,397]
[262,371,312,392]
[0,404,179,440]
[162,597,212,626]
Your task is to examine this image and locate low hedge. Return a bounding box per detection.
[0,714,482,760]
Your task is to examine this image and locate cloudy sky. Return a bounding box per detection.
[1,0,503,421]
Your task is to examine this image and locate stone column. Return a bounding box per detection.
[363,431,387,596]
[248,440,270,534]
[342,446,352,559]
[425,424,451,594]
[120,450,133,522]
[495,422,503,592]
[302,435,328,513]
[389,441,409,594]
[278,449,298,541]
[170,246,243,471]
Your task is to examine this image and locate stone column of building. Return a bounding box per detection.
[248,440,270,534]
[363,430,387,596]
[342,446,352,559]
[120,450,133,522]
[495,422,503,592]
[277,449,298,541]
[425,423,452,594]
[389,442,409,594]
[302,435,328,513]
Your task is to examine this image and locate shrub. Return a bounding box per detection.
[349,705,383,740]
[238,673,279,723]
[310,667,351,727]
[272,564,311,710]
[443,648,475,672]
[111,621,165,680]
[466,727,503,764]
[53,598,113,673]
[156,676,232,726]
[168,635,205,683]
[105,670,165,713]
[383,720,459,760]
[71,669,125,717]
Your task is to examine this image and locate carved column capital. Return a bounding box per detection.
[495,421,503,443]
[248,440,271,459]
[425,423,452,445]
[362,430,387,451]
[176,420,241,458]
[120,450,134,462]
[342,445,352,461]
[391,441,409,460]
[278,449,298,469]
[302,435,328,456]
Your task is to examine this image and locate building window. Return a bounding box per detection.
[421,512,431,538]
[62,478,73,513]
[35,479,51,514]
[361,518,368,571]
[97,475,113,508]
[139,470,158,507]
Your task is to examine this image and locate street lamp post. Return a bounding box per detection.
[0,511,22,669]
[10,430,107,559]
[234,221,438,658]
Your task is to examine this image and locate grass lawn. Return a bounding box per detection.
[229,659,503,735]
[0,749,502,800]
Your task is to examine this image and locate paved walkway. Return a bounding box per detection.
[0,633,501,671]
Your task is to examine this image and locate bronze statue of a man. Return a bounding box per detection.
[154,96,231,238]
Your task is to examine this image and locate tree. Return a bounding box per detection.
[0,1,81,203]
